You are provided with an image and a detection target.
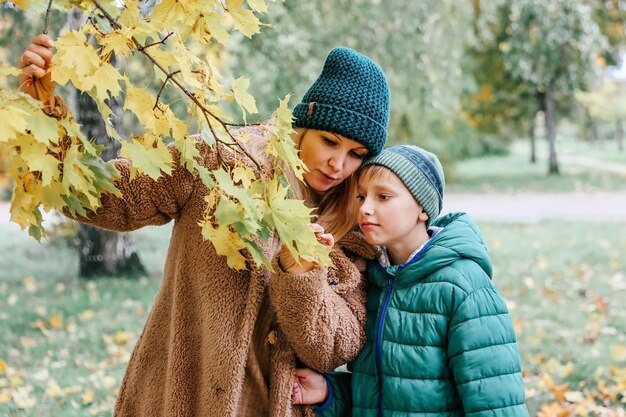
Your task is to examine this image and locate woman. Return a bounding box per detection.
[19,35,390,417]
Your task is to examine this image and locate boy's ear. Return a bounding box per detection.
[418,210,429,222]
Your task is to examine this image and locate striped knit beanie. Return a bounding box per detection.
[293,47,390,156]
[362,145,445,225]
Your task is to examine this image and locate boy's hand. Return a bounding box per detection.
[291,368,329,405]
[18,34,56,109]
[278,223,334,274]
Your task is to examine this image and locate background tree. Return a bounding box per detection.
[226,0,477,171]
[502,0,607,174]
[577,80,626,152]
[462,0,540,162]
[68,7,146,278]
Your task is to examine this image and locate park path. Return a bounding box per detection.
[441,191,626,222]
[2,191,626,226]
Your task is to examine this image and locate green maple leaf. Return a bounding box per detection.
[265,178,331,265]
[120,136,173,180]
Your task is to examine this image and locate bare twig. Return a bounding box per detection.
[90,0,263,172]
[139,32,175,51]
[154,70,181,110]
[43,0,54,34]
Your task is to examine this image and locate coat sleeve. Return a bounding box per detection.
[269,248,367,373]
[447,285,529,417]
[69,144,211,232]
[313,371,352,417]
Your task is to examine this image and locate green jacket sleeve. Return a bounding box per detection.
[314,371,353,417]
[448,286,529,417]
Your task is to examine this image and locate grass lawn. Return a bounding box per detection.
[1,220,626,416]
[447,139,626,193]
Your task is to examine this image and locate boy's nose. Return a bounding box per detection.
[359,201,373,216]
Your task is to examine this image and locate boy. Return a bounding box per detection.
[293,145,529,417]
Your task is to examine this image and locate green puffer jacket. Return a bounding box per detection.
[315,212,529,417]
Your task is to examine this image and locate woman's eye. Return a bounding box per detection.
[356,195,365,201]
[350,151,366,159]
[323,137,336,146]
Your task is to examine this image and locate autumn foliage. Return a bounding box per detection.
[0,0,330,269]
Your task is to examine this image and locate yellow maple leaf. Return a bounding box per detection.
[98,29,135,58]
[0,66,20,77]
[0,103,28,143]
[19,141,60,187]
[5,0,28,10]
[247,0,268,13]
[83,62,123,99]
[231,77,258,121]
[51,31,100,85]
[119,0,141,27]
[151,0,188,29]
[200,221,248,270]
[225,0,262,38]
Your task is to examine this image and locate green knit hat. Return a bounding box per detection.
[293,47,390,156]
[362,145,445,225]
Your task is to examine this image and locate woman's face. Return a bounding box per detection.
[299,129,369,192]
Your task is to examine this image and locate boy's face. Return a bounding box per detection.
[357,168,428,249]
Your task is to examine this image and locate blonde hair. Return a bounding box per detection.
[284,129,360,241]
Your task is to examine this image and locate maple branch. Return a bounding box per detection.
[138,32,175,51]
[90,0,263,173]
[43,0,54,34]
[91,0,122,30]
[154,70,181,111]
[203,113,223,163]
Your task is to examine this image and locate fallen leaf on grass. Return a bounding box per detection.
[79,309,95,322]
[50,314,63,330]
[537,401,572,417]
[0,389,11,404]
[113,331,130,346]
[82,389,95,405]
[22,276,37,294]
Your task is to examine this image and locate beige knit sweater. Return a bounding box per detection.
[72,126,375,417]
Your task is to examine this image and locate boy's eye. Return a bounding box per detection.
[379,194,391,200]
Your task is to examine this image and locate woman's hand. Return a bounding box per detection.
[291,368,329,405]
[18,34,55,109]
[278,223,334,274]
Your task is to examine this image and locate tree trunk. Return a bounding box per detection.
[584,109,598,143]
[529,114,537,164]
[544,85,559,175]
[616,119,624,152]
[70,9,146,278]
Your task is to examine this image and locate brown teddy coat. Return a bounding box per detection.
[72,126,376,417]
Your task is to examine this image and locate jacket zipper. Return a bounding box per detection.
[375,276,395,417]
